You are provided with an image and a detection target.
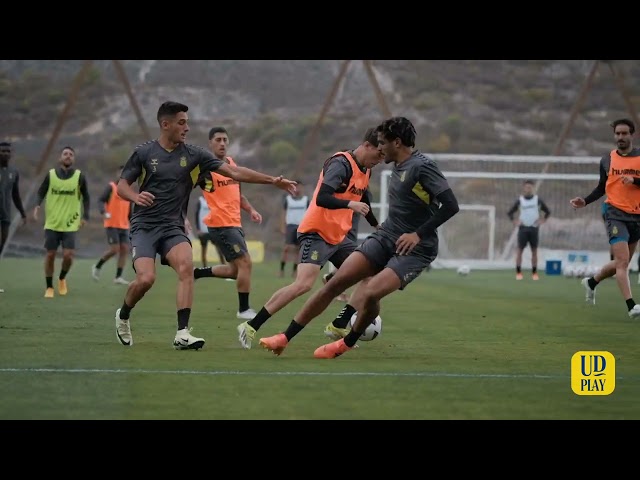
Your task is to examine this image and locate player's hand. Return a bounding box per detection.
[396,232,420,256]
[80,219,87,228]
[135,191,155,207]
[569,197,586,209]
[272,176,297,195]
[103,212,112,219]
[20,216,27,226]
[250,210,262,224]
[513,219,521,226]
[348,201,370,216]
[622,175,635,185]
[32,206,40,221]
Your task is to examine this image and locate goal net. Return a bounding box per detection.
[360,154,609,270]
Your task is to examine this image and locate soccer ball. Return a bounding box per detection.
[457,265,471,276]
[350,313,382,341]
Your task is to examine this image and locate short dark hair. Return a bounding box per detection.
[61,145,75,153]
[208,126,228,140]
[157,101,189,125]
[362,127,379,147]
[0,141,11,148]
[611,118,635,135]
[376,117,417,148]
[523,179,534,186]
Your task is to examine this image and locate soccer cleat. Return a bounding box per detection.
[113,277,130,285]
[91,265,101,281]
[628,305,640,319]
[115,308,133,346]
[259,333,288,356]
[515,273,523,280]
[237,321,256,349]
[44,287,54,298]
[58,279,68,296]
[324,323,349,340]
[322,273,331,284]
[314,338,352,359]
[581,277,596,305]
[532,273,540,281]
[236,308,257,320]
[173,327,205,350]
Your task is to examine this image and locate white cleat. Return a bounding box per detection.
[581,277,596,305]
[236,308,257,320]
[173,328,205,350]
[628,305,640,319]
[113,277,130,285]
[237,321,256,349]
[92,265,101,281]
[115,308,133,346]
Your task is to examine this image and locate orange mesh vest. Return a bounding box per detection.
[203,156,241,228]
[605,149,640,214]
[104,181,130,229]
[298,151,370,245]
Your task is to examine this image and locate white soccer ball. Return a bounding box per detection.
[457,265,471,276]
[563,265,574,278]
[350,313,382,341]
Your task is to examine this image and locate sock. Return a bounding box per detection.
[248,307,271,331]
[280,261,285,273]
[588,277,599,290]
[325,271,335,282]
[516,266,522,274]
[46,277,53,289]
[96,258,106,269]
[119,301,132,320]
[333,304,357,329]
[116,267,123,278]
[59,269,68,280]
[177,308,191,330]
[626,298,636,311]
[344,329,362,348]
[194,267,214,279]
[283,320,303,341]
[532,266,537,274]
[238,292,250,312]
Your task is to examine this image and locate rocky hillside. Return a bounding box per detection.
[1,60,638,259]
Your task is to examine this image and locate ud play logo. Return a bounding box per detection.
[571,351,615,396]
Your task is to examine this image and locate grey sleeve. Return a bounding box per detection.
[199,148,225,174]
[321,157,350,190]
[416,160,451,200]
[121,150,143,184]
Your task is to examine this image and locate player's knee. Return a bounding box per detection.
[137,272,156,289]
[293,279,313,295]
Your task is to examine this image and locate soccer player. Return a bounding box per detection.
[33,146,90,298]
[113,101,296,350]
[193,193,226,268]
[92,165,132,285]
[0,141,27,256]
[192,126,264,320]
[506,179,551,280]
[236,127,383,349]
[570,118,640,318]
[279,181,309,278]
[259,116,460,358]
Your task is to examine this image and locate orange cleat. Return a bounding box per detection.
[259,333,288,356]
[515,273,523,281]
[58,279,68,295]
[313,338,352,359]
[532,273,540,281]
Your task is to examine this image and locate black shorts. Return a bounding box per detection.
[297,232,356,268]
[130,225,190,267]
[44,229,76,251]
[208,226,248,262]
[197,232,211,248]
[517,226,539,249]
[285,224,299,246]
[106,227,129,245]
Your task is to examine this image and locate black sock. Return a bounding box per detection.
[516,266,522,274]
[588,277,599,290]
[248,307,272,331]
[611,254,615,261]
[59,269,68,280]
[325,271,335,281]
[238,292,250,312]
[116,267,123,278]
[120,301,132,320]
[177,308,191,330]
[344,329,362,348]
[96,258,106,269]
[283,320,304,341]
[46,276,53,289]
[626,298,636,311]
[194,267,214,279]
[333,304,357,329]
[280,261,285,273]
[532,266,537,274]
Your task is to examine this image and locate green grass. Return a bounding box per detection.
[1,258,639,420]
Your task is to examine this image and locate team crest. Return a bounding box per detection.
[233,244,241,253]
[311,250,319,261]
[612,226,618,235]
[180,156,187,167]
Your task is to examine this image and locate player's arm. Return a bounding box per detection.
[118,151,155,206]
[98,184,112,216]
[507,200,520,220]
[315,157,369,215]
[538,199,551,219]
[414,163,460,240]
[194,198,201,230]
[79,172,91,221]
[11,171,26,220]
[240,194,256,214]
[32,172,50,220]
[361,188,379,227]
[583,158,608,205]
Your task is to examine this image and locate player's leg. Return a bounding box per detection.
[93,228,118,280]
[57,232,77,296]
[43,230,60,298]
[530,228,539,280]
[163,231,205,350]
[0,221,9,254]
[198,233,208,268]
[113,229,130,285]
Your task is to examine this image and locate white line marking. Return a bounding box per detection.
[0,367,567,379]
